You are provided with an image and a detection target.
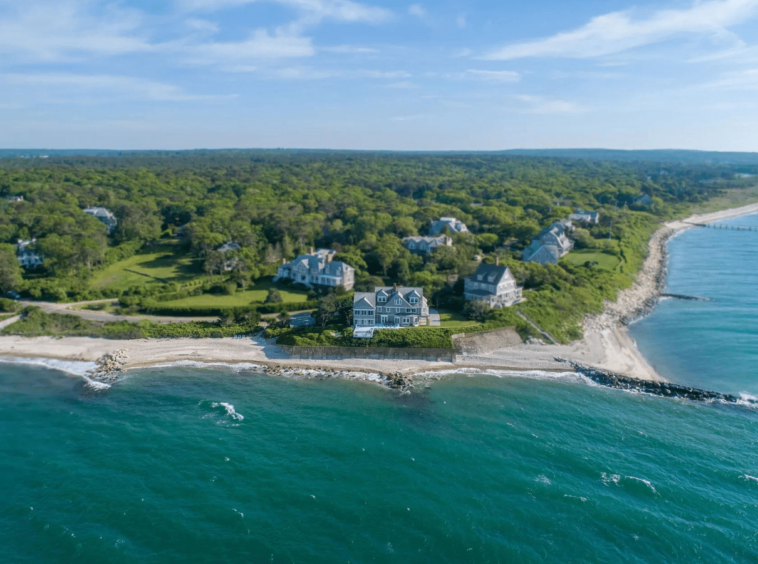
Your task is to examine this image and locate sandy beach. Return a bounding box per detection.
[2,201,758,385]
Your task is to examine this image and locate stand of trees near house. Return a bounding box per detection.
[0,151,754,343]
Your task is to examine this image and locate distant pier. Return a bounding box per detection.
[683,221,758,232]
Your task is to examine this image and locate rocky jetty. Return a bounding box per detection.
[92,349,129,384]
[572,362,747,404]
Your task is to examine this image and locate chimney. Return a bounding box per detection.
[309,246,314,255]
[496,256,500,266]
[282,258,286,265]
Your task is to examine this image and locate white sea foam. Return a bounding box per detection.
[151,361,265,373]
[0,356,109,389]
[211,402,244,421]
[739,392,758,402]
[739,474,758,483]
[600,472,621,486]
[625,476,657,494]
[535,474,551,485]
[414,367,587,384]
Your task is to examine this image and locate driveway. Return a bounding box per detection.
[428,309,441,327]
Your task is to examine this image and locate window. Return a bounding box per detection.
[395,298,401,305]
[410,296,418,304]
[378,295,386,303]
[477,274,483,281]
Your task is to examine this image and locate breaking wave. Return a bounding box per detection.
[0,356,108,389]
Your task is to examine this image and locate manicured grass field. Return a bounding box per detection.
[157,279,309,308]
[91,248,203,291]
[561,250,620,271]
[437,309,481,328]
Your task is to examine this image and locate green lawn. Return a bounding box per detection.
[157,279,309,308]
[90,248,204,291]
[436,309,481,328]
[561,250,620,271]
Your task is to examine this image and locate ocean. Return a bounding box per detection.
[630,213,758,396]
[2,216,758,563]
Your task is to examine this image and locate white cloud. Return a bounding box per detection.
[465,69,520,83]
[320,44,379,54]
[184,30,315,65]
[408,4,426,18]
[704,68,758,89]
[0,1,153,62]
[179,0,391,24]
[515,95,586,114]
[485,0,758,60]
[184,18,220,33]
[0,73,232,102]
[254,67,410,79]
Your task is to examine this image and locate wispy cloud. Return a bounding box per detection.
[408,4,426,18]
[183,30,315,66]
[464,69,520,83]
[320,44,379,54]
[1,73,232,102]
[484,0,758,60]
[515,95,586,114]
[184,18,220,33]
[704,68,758,90]
[0,1,153,62]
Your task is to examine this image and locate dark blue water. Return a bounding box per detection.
[1,363,757,563]
[631,213,758,396]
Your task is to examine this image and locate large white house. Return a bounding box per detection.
[402,235,452,255]
[429,217,469,236]
[353,286,429,328]
[569,210,600,224]
[274,248,355,290]
[464,263,523,308]
[16,239,43,269]
[522,220,574,265]
[83,206,118,233]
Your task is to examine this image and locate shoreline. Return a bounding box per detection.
[2,202,758,390]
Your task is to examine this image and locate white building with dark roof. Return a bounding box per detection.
[402,235,452,255]
[274,248,355,290]
[16,239,43,269]
[569,210,600,224]
[464,263,523,308]
[522,220,574,265]
[429,217,468,236]
[353,286,429,328]
[83,206,118,233]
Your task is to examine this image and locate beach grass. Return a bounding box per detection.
[687,184,758,215]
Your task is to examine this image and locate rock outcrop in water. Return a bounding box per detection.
[572,362,744,404]
[92,349,129,383]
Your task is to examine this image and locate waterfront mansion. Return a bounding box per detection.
[464,263,523,308]
[353,286,429,328]
[522,220,574,265]
[274,248,355,291]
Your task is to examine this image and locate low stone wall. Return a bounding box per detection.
[452,326,523,355]
[278,345,454,362]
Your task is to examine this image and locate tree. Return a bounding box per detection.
[203,251,225,281]
[463,300,491,322]
[0,245,22,293]
[276,311,291,328]
[265,289,283,303]
[316,293,339,328]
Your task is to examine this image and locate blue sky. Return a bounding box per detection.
[2,0,758,150]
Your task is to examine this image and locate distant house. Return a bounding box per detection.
[217,241,242,271]
[16,239,43,269]
[464,263,523,308]
[353,286,429,329]
[429,217,469,236]
[402,235,452,255]
[523,220,574,265]
[3,195,23,202]
[83,206,118,233]
[569,210,600,224]
[274,248,355,291]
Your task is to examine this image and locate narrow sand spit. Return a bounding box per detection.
[1,203,757,385]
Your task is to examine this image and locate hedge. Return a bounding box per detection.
[134,299,317,317]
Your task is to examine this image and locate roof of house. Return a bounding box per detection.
[83,206,115,218]
[429,217,468,235]
[218,242,241,253]
[354,286,424,307]
[468,263,512,285]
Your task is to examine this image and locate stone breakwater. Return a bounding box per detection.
[583,227,674,334]
[92,349,129,384]
[571,363,752,404]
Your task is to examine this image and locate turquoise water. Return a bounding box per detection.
[630,213,758,396]
[1,363,758,563]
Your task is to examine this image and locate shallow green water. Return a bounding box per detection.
[1,364,757,563]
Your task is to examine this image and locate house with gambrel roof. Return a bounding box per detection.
[353,286,429,328]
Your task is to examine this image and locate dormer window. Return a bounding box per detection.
[378,295,386,303]
[488,276,495,283]
[477,275,483,281]
[410,297,418,304]
[395,298,401,305]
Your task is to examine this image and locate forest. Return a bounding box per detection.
[0,151,753,343]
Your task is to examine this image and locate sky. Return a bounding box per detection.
[2,0,758,151]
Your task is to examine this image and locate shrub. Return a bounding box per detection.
[0,298,20,313]
[224,282,237,296]
[265,288,283,303]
